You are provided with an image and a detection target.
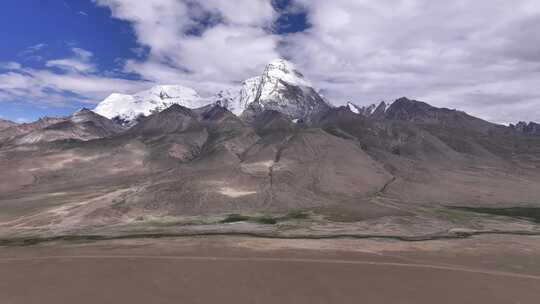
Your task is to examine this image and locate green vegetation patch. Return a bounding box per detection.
[136,215,219,227]
[220,214,251,223]
[286,210,310,220]
[220,211,312,225]
[313,207,371,223]
[432,208,472,223]
[311,203,409,223]
[450,206,540,223]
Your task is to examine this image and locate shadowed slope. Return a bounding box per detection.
[0,109,125,146]
[0,119,17,131]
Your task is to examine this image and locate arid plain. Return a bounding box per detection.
[1,235,539,304]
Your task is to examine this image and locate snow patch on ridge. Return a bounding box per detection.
[347,101,394,117]
[347,102,361,114]
[213,76,262,116]
[94,85,210,125]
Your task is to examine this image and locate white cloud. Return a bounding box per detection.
[0,57,148,107]
[0,46,148,107]
[1,42,150,108]
[45,47,97,73]
[25,43,47,52]
[94,0,280,95]
[198,0,275,26]
[0,72,35,91]
[0,62,22,70]
[281,0,540,123]
[71,48,93,60]
[17,43,48,62]
[30,69,145,99]
[46,59,95,73]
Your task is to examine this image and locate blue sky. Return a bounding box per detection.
[0,0,308,122]
[0,1,141,121]
[1,0,540,124]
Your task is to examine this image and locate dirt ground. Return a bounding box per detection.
[0,235,539,304]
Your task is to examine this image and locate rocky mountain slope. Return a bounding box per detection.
[0,109,124,146]
[348,97,497,131]
[0,118,16,131]
[383,97,498,132]
[0,117,66,144]
[1,60,540,239]
[2,99,540,221]
[235,59,331,123]
[511,121,540,136]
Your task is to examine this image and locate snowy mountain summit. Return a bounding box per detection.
[261,58,312,87]
[94,85,208,126]
[229,59,330,122]
[94,59,331,125]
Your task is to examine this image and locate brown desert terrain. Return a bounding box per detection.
[1,235,539,304]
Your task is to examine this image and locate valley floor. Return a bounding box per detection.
[1,234,539,304]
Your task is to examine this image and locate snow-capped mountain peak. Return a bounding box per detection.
[94,85,210,126]
[210,58,327,122]
[237,59,330,122]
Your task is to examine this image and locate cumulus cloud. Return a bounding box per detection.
[0,47,148,107]
[282,0,540,123]
[0,68,146,106]
[95,0,280,95]
[197,0,275,26]
[45,47,97,73]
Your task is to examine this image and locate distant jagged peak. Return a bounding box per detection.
[390,96,430,109]
[128,103,202,136]
[74,107,93,114]
[160,103,198,116]
[0,117,17,131]
[511,121,540,136]
[384,97,498,133]
[71,107,102,122]
[373,101,391,116]
[346,101,391,118]
[385,97,463,117]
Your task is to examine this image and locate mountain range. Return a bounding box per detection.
[94,59,331,126]
[510,121,540,136]
[1,59,540,236]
